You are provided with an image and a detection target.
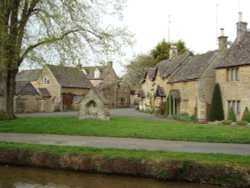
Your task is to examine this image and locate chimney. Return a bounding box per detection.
[107,61,113,68]
[218,28,228,52]
[237,12,248,39]
[169,45,178,59]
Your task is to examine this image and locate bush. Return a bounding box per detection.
[237,121,248,126]
[0,110,8,121]
[241,107,250,122]
[227,107,236,122]
[209,84,224,121]
[174,113,196,122]
[222,120,232,125]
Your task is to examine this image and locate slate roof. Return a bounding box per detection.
[158,51,191,78]
[168,51,217,83]
[216,32,250,68]
[16,69,42,81]
[83,66,119,80]
[140,52,191,83]
[16,81,39,96]
[37,88,51,98]
[47,65,92,89]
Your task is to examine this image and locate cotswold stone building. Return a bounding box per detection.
[81,61,130,108]
[139,14,250,121]
[216,17,250,120]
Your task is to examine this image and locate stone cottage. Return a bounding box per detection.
[81,61,131,108]
[33,64,93,111]
[216,15,250,120]
[139,32,227,121]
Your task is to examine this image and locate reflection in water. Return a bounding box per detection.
[0,166,220,188]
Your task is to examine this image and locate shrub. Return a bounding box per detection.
[0,110,8,121]
[209,84,224,121]
[241,107,250,122]
[227,107,236,122]
[237,121,248,126]
[174,113,196,122]
[222,120,232,125]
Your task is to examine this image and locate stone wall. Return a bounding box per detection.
[216,66,250,120]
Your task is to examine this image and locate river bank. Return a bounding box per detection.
[0,142,249,187]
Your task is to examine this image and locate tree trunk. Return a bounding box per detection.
[6,67,18,119]
[0,64,8,113]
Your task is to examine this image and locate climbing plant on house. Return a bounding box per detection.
[208,83,224,121]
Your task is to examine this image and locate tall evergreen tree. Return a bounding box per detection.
[209,83,224,121]
[241,107,250,122]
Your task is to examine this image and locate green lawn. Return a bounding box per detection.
[1,116,250,143]
[1,141,250,167]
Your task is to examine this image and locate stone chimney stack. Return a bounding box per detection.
[218,28,228,52]
[237,12,248,39]
[107,61,113,68]
[169,45,178,59]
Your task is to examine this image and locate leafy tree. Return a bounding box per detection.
[241,107,250,122]
[208,83,224,121]
[150,40,188,65]
[0,1,132,119]
[123,54,154,90]
[227,107,236,122]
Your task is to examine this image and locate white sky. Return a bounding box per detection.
[115,0,250,75]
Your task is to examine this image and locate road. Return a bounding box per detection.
[0,133,250,155]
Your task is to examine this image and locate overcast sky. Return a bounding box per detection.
[115,0,250,75]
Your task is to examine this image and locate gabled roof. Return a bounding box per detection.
[37,88,51,98]
[140,51,191,83]
[47,65,92,89]
[16,81,39,96]
[82,65,119,80]
[16,69,42,81]
[168,51,217,83]
[155,86,165,97]
[216,32,250,68]
[158,51,191,78]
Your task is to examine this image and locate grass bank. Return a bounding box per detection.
[0,142,249,187]
[1,116,250,143]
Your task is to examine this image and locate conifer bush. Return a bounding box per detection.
[165,98,169,116]
[227,107,236,122]
[241,107,250,122]
[208,84,224,121]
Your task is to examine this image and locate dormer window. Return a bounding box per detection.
[94,68,100,79]
[43,77,50,84]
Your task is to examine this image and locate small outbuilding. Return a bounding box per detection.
[78,89,110,120]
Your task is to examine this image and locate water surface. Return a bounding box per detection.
[0,166,221,188]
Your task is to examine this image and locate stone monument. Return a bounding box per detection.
[78,89,110,120]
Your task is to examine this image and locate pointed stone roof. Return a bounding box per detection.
[16,69,42,81]
[168,51,217,83]
[16,81,39,96]
[216,32,250,68]
[47,64,92,89]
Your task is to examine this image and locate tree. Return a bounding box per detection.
[0,1,132,119]
[123,54,154,90]
[150,40,189,65]
[208,83,224,121]
[241,107,250,122]
[227,107,236,122]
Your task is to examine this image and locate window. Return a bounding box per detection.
[227,67,239,81]
[228,100,241,114]
[43,77,49,84]
[236,68,239,81]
